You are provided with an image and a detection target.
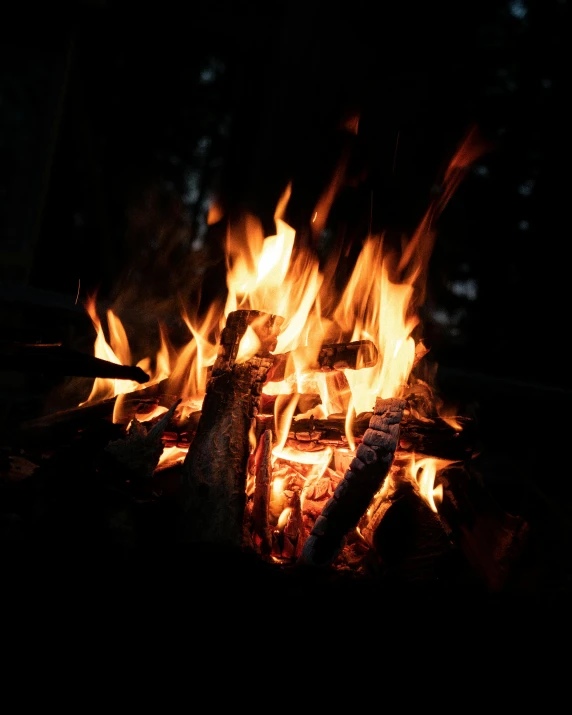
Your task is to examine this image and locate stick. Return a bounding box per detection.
[0,342,150,383]
[250,429,274,557]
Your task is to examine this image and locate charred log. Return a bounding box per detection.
[437,464,530,592]
[102,399,182,485]
[298,397,406,568]
[255,412,474,460]
[181,310,283,548]
[282,491,304,560]
[0,341,150,383]
[266,339,378,383]
[367,480,456,584]
[250,429,274,557]
[17,379,174,448]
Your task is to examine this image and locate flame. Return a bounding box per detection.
[80,296,178,413]
[335,240,418,415]
[157,445,188,470]
[277,507,291,530]
[442,416,463,431]
[408,454,454,513]
[78,130,482,491]
[80,296,135,405]
[166,303,221,402]
[236,326,261,365]
[224,185,323,357]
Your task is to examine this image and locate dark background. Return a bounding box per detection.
[1,2,570,498]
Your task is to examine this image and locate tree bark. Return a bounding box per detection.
[180,310,282,548]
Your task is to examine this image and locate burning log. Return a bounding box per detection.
[437,464,530,591]
[298,397,406,568]
[0,341,150,383]
[181,310,283,548]
[17,380,173,448]
[266,339,378,383]
[250,429,274,557]
[102,399,182,485]
[365,479,455,584]
[263,412,474,460]
[282,491,304,560]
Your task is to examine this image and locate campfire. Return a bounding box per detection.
[10,129,529,592]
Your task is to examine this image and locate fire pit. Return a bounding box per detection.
[2,130,530,596]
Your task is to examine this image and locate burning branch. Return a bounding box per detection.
[0,342,150,383]
[266,339,378,382]
[298,397,406,568]
[249,428,274,557]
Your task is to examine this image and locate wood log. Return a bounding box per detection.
[250,429,273,557]
[366,479,456,584]
[0,342,150,383]
[17,379,174,448]
[437,464,530,592]
[298,397,406,568]
[282,490,304,560]
[180,310,283,548]
[266,339,378,383]
[102,399,182,485]
[256,412,475,460]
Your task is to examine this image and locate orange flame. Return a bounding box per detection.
[408,454,454,513]
[79,130,482,481]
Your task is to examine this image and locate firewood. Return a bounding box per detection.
[282,490,304,560]
[367,479,455,583]
[437,464,530,591]
[287,413,474,460]
[102,399,182,484]
[0,341,150,383]
[18,379,171,447]
[180,310,283,548]
[298,397,406,568]
[266,339,378,382]
[250,429,274,556]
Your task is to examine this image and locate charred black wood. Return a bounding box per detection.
[17,380,174,448]
[282,490,304,560]
[437,464,530,592]
[256,412,474,460]
[367,480,456,584]
[102,399,182,485]
[1,341,150,383]
[298,397,406,568]
[250,429,273,557]
[266,339,378,383]
[181,310,283,548]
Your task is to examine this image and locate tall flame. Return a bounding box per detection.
[79,129,482,479]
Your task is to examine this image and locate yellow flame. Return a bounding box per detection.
[277,507,291,530]
[80,133,482,454]
[166,303,220,401]
[236,326,262,365]
[272,445,332,466]
[224,186,323,359]
[157,445,188,470]
[408,454,453,513]
[81,297,131,405]
[335,241,418,419]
